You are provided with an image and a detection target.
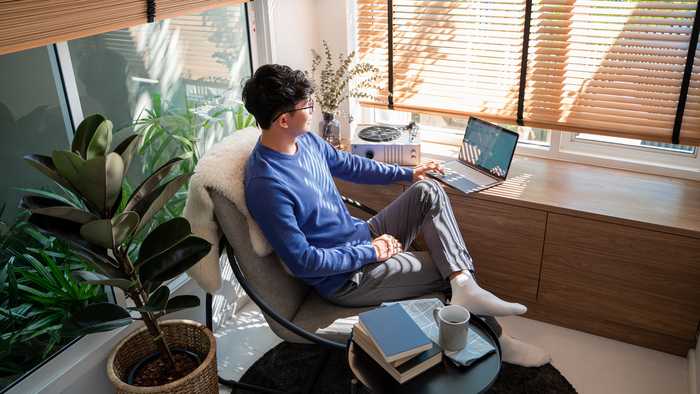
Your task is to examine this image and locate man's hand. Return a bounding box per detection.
[371,234,403,261]
[412,161,444,182]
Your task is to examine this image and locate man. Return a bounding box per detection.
[243,64,549,367]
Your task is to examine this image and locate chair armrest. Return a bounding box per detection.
[341,195,378,216]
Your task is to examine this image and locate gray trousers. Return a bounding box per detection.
[327,179,475,307]
[326,180,502,335]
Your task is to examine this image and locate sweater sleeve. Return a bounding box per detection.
[312,133,413,184]
[246,178,377,278]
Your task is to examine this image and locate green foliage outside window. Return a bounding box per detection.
[1,204,106,389]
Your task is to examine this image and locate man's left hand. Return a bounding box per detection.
[412,161,444,182]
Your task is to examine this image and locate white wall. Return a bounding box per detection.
[267,0,318,70]
[264,0,356,140]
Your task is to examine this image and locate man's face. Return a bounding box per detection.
[276,98,314,136]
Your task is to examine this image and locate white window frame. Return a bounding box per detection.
[356,106,700,181]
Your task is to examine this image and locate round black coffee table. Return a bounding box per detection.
[347,316,502,394]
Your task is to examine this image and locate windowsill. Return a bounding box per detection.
[420,141,700,239]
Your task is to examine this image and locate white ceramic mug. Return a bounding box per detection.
[433,304,470,352]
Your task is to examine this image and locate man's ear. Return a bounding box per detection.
[279,114,289,129]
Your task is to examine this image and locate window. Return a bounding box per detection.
[0,47,109,393]
[573,134,696,155]
[355,0,700,146]
[363,106,552,146]
[68,5,252,132]
[0,5,253,392]
[359,106,700,180]
[67,4,254,240]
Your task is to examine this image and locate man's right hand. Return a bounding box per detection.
[371,234,403,261]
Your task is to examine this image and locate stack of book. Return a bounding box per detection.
[353,303,442,384]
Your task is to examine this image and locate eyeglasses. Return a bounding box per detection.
[271,100,314,123]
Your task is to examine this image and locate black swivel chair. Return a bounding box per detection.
[204,190,448,393]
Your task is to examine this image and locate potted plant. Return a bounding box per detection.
[21,114,216,393]
[306,40,380,147]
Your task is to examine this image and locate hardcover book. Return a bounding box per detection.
[353,323,442,384]
[357,304,432,362]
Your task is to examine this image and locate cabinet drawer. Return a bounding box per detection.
[451,195,547,303]
[334,179,404,221]
[540,213,700,340]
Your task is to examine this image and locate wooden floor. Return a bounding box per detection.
[216,303,690,394]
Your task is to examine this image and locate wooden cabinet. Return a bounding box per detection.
[538,213,700,354]
[450,196,546,303]
[334,172,700,355]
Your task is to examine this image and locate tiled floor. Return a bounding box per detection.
[216,303,690,394]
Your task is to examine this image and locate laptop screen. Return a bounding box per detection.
[458,117,519,180]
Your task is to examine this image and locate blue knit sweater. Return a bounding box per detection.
[244,132,413,296]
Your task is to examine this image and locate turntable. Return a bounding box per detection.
[351,123,421,166]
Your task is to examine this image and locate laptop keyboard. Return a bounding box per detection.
[443,161,496,184]
[430,161,496,194]
[444,175,480,192]
[430,168,481,193]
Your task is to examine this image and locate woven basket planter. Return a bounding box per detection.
[107,319,218,394]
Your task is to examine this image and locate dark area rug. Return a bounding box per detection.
[238,342,576,394]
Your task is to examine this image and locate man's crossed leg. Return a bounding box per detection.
[326,180,550,367]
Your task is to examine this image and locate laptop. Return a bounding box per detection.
[428,117,519,195]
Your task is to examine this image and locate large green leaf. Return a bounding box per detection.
[71,270,134,290]
[124,157,184,212]
[163,295,200,315]
[138,217,191,264]
[137,235,211,283]
[72,114,106,159]
[103,153,125,212]
[52,151,124,214]
[21,195,97,224]
[23,154,76,193]
[79,211,139,249]
[69,302,132,335]
[51,150,84,193]
[131,173,191,232]
[113,134,141,174]
[108,188,124,218]
[27,214,125,279]
[143,286,170,312]
[86,119,113,160]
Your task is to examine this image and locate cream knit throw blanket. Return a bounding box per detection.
[184,126,272,293]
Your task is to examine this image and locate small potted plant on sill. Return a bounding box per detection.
[21,114,216,393]
[306,40,380,148]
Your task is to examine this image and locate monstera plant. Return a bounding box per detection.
[20,114,214,389]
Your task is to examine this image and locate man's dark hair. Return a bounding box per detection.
[242,64,314,129]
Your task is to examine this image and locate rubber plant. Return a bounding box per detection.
[20,114,211,372]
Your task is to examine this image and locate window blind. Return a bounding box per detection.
[0,0,247,56]
[357,0,700,145]
[357,0,527,124]
[524,0,698,145]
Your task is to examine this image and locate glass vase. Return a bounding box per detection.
[319,112,341,148]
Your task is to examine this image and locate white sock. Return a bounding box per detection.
[499,333,551,367]
[449,272,527,317]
